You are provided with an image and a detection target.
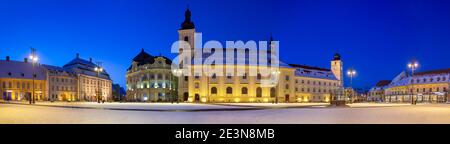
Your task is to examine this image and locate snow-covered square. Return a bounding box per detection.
[1,102,450,124]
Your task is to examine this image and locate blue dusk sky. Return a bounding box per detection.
[0,0,449,89]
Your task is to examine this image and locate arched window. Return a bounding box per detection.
[270,88,276,97]
[226,87,233,94]
[256,87,262,97]
[211,87,217,94]
[241,87,248,94]
[257,73,262,80]
[184,36,189,42]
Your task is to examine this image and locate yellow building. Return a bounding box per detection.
[384,69,449,103]
[175,9,343,103]
[63,54,113,102]
[43,65,78,101]
[0,57,47,101]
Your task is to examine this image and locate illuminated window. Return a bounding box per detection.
[226,87,233,94]
[194,83,199,88]
[241,87,248,94]
[270,88,276,98]
[211,87,217,94]
[256,87,262,97]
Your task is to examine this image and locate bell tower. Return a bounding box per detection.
[178,7,196,61]
[331,53,343,87]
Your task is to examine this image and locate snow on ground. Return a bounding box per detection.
[1,102,450,124]
[2,101,246,110]
[214,103,328,107]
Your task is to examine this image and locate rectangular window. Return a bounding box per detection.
[195,73,200,79]
[194,82,199,88]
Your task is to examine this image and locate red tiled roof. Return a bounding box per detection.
[375,80,391,87]
[415,68,450,76]
[288,64,331,71]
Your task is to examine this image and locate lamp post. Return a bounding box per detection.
[29,48,38,104]
[94,66,103,103]
[347,69,356,103]
[408,61,418,105]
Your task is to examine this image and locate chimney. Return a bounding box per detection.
[24,58,28,63]
[90,58,92,62]
[6,56,10,61]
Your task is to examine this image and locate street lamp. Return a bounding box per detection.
[94,66,103,103]
[408,61,418,105]
[29,48,38,104]
[347,69,356,103]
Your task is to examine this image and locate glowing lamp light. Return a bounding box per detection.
[143,96,148,101]
[201,98,207,103]
[264,98,269,102]
[408,62,419,69]
[234,98,240,103]
[347,70,356,76]
[303,98,309,102]
[188,98,193,102]
[29,55,38,62]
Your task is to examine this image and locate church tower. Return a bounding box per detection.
[178,8,196,61]
[331,53,343,87]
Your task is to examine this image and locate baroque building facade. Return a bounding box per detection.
[368,80,391,102]
[0,57,47,101]
[126,49,175,102]
[43,65,78,101]
[175,9,343,103]
[0,54,113,102]
[382,69,449,103]
[63,54,113,102]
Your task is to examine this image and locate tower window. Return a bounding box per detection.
[184,36,189,42]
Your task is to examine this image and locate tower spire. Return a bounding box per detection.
[181,6,195,30]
